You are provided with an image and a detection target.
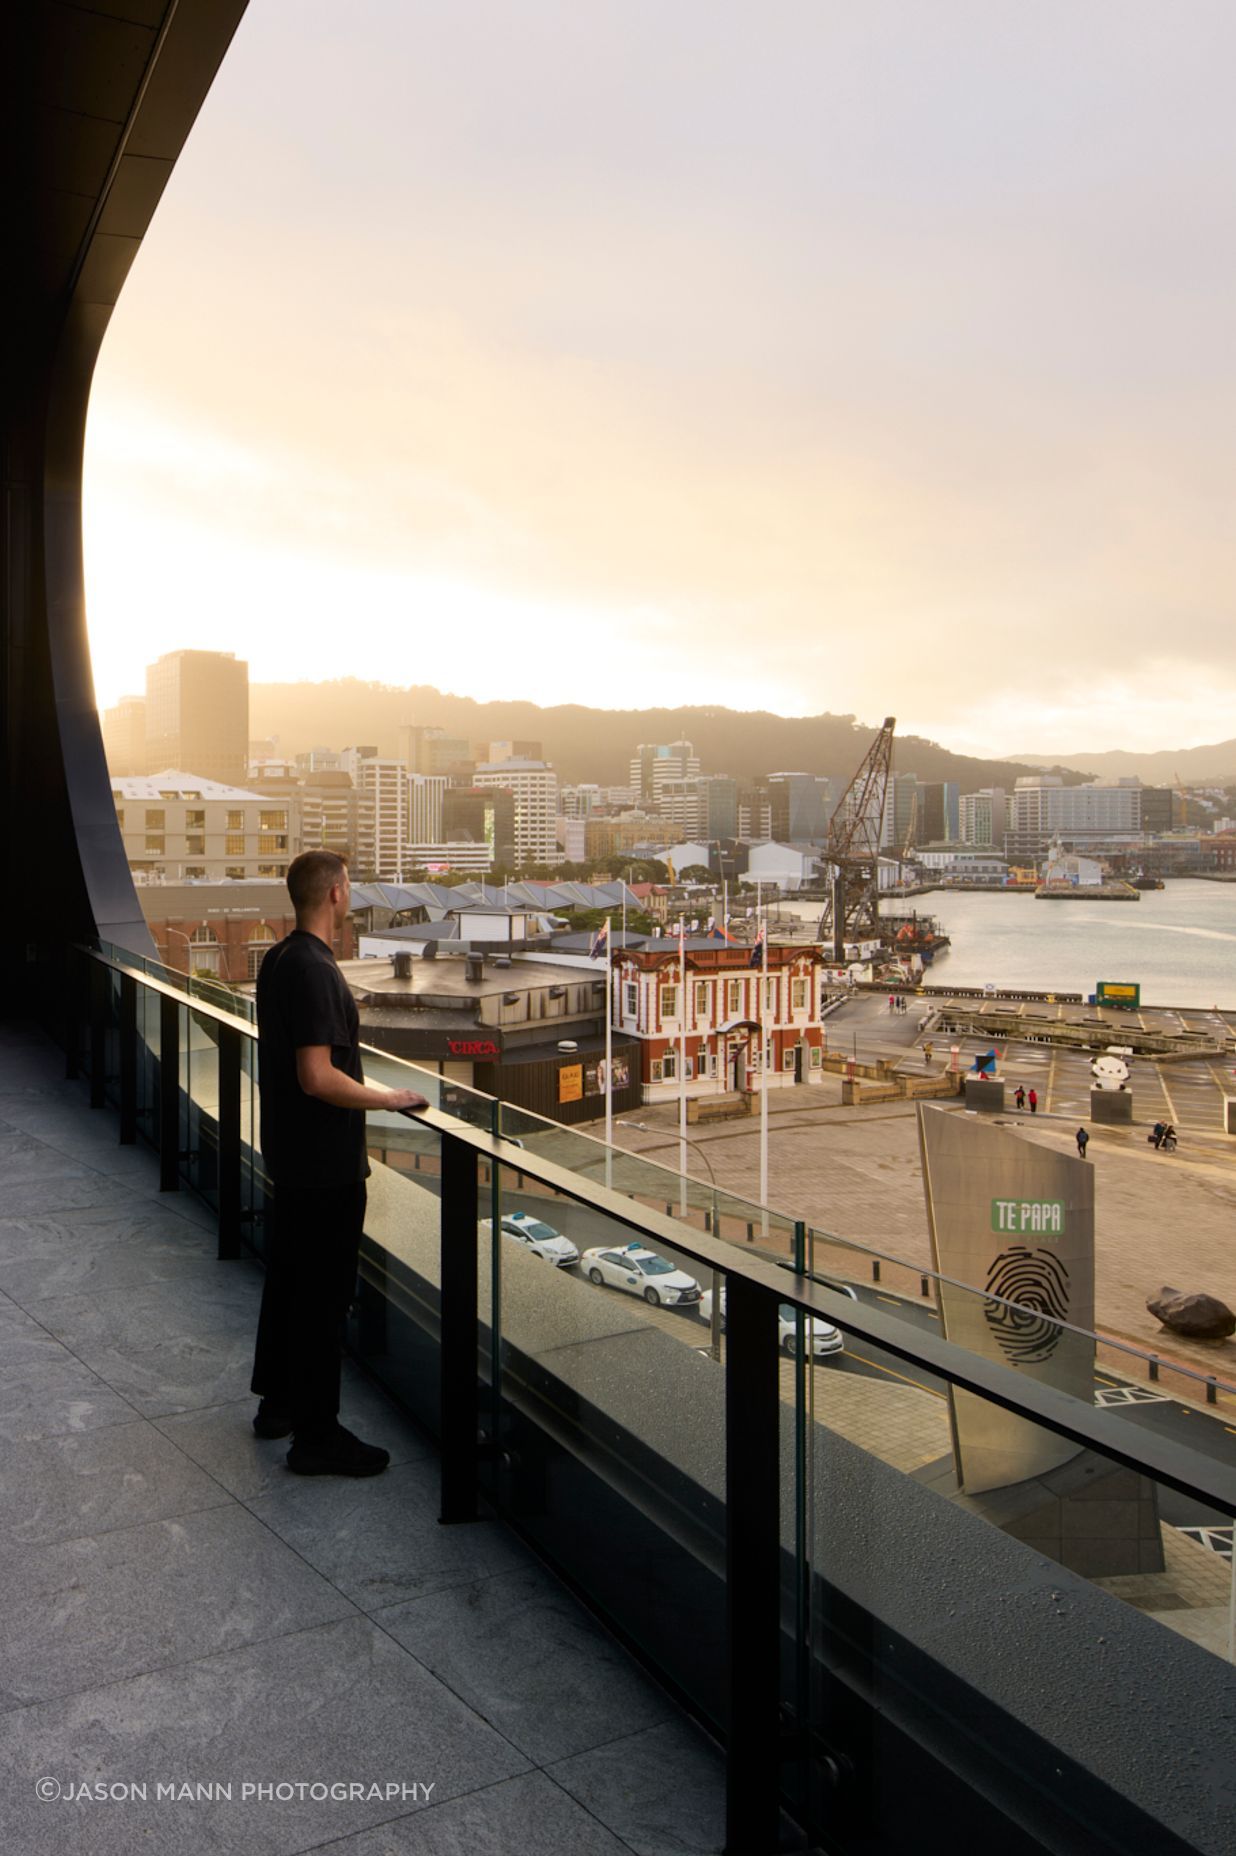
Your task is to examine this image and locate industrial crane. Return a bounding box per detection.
[817,717,896,962]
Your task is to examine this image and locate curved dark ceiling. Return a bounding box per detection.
[3,1,248,975]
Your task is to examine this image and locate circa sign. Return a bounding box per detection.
[990,1198,1066,1236]
[447,1039,499,1058]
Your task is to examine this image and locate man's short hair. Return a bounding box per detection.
[286,850,349,913]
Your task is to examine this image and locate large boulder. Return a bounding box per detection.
[1146,1285,1236,1341]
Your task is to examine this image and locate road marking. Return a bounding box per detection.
[850,1352,948,1400]
[1158,1071,1180,1125]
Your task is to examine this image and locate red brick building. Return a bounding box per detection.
[138,881,355,982]
[614,938,827,1101]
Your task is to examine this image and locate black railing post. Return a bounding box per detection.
[119,972,137,1144]
[217,1024,241,1259]
[159,994,180,1193]
[88,956,106,1108]
[440,1130,479,1524]
[725,1273,782,1855]
[65,946,83,1079]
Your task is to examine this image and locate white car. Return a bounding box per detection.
[697,1287,845,1357]
[582,1243,702,1306]
[480,1211,579,1268]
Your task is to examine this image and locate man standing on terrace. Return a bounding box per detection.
[250,851,427,1475]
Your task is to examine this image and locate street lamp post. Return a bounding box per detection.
[161,925,192,976]
[616,1117,723,1358]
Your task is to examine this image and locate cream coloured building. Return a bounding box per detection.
[110,771,298,882]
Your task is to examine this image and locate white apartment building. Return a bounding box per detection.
[959,787,1009,849]
[556,818,587,862]
[111,772,297,881]
[1007,776,1142,857]
[559,783,603,818]
[407,841,494,873]
[474,758,559,867]
[409,774,448,844]
[342,750,411,880]
[630,741,701,809]
[657,778,709,841]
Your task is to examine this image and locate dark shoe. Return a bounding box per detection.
[253,1399,294,1440]
[286,1423,390,1478]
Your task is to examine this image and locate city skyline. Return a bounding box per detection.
[82,0,1236,758]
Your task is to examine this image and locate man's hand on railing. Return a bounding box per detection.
[388,1089,430,1113]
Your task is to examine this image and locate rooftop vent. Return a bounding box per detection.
[422,940,437,959]
[465,954,484,984]
[503,992,520,1004]
[393,952,414,981]
[549,985,566,998]
[492,956,512,968]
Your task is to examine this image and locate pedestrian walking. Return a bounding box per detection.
[250,851,428,1476]
[923,1041,934,1067]
[1014,1085,1026,1110]
[1028,1088,1038,1114]
[1076,1127,1089,1159]
[888,994,896,1014]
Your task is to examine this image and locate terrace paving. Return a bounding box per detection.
[0,1022,724,1856]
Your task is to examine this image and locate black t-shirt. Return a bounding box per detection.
[257,930,370,1188]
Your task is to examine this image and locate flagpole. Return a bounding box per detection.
[604,915,613,1190]
[678,917,688,1217]
[759,902,769,1238]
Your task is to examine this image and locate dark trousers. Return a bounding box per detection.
[251,1181,366,1437]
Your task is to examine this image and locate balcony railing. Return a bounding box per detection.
[68,940,1236,1856]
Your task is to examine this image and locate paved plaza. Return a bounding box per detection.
[612,1000,1236,1403]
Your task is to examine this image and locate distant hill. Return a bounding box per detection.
[1014,740,1236,785]
[250,679,1085,793]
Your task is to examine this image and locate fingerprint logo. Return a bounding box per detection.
[984,1246,1070,1364]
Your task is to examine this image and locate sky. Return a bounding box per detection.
[83,0,1236,759]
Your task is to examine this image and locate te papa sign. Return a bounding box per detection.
[991,1198,1066,1236]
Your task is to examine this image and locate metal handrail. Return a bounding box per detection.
[83,941,1236,1517]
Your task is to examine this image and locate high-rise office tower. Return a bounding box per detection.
[144,650,248,784]
[101,694,147,775]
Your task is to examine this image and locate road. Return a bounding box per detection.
[394,1163,1236,1549]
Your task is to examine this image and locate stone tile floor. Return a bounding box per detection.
[0,1023,725,1856]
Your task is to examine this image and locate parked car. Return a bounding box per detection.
[582,1243,702,1305]
[480,1210,579,1268]
[697,1285,846,1357]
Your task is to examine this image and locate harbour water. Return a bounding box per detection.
[781,879,1236,1009]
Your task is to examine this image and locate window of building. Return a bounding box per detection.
[257,834,287,854]
[791,978,808,1011]
[693,981,709,1018]
[259,809,287,832]
[145,808,165,830]
[184,867,205,879]
[809,1045,822,1068]
[226,810,244,831]
[186,835,205,856]
[660,985,678,1020]
[257,865,281,877]
[726,979,742,1017]
[764,978,777,1014]
[783,1048,796,1070]
[650,1059,663,1083]
[246,923,276,980]
[225,866,245,879]
[185,810,205,829]
[225,834,245,856]
[144,835,164,854]
[624,982,638,1018]
[661,1049,676,1080]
